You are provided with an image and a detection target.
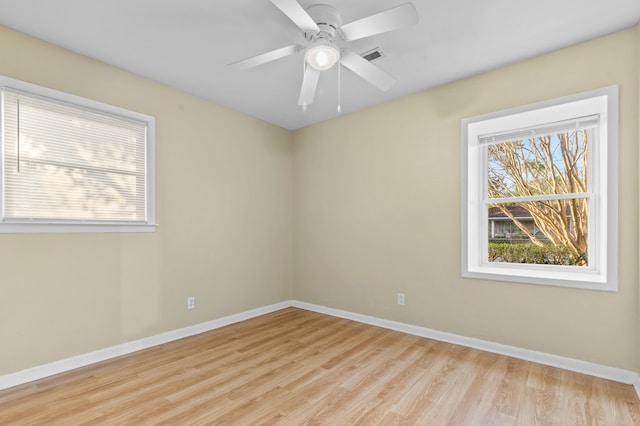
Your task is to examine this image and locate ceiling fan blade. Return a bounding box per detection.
[340,3,418,42]
[270,0,320,34]
[340,49,396,91]
[228,45,299,71]
[298,65,321,106]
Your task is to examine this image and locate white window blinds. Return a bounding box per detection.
[478,115,599,145]
[2,87,149,223]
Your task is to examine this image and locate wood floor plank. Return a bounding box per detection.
[1,307,639,425]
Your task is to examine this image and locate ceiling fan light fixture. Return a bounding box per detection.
[304,40,339,71]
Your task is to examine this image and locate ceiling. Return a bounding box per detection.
[0,0,639,130]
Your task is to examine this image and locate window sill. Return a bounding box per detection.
[0,223,158,233]
[462,266,616,292]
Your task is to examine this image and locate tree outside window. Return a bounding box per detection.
[486,127,591,266]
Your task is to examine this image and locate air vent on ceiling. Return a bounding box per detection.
[362,48,383,62]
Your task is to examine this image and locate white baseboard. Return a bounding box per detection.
[634,376,640,399]
[2,299,639,402]
[0,301,293,391]
[292,300,640,399]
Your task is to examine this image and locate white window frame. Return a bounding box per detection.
[0,75,156,233]
[461,86,618,290]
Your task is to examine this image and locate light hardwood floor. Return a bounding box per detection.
[1,307,639,425]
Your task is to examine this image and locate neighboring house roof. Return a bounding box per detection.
[488,205,532,219]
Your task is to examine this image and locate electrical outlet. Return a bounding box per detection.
[397,293,405,306]
[187,296,195,310]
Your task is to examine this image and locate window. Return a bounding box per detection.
[0,76,156,232]
[462,86,617,290]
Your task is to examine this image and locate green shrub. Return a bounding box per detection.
[488,242,586,265]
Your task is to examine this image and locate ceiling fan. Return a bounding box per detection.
[228,0,419,110]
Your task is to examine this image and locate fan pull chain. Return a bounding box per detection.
[301,60,308,112]
[337,57,342,113]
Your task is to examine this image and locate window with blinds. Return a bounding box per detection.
[482,116,595,268]
[461,86,618,290]
[0,76,156,232]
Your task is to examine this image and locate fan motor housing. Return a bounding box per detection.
[304,4,342,42]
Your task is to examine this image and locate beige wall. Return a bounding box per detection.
[0,26,293,375]
[637,23,640,374]
[293,28,639,370]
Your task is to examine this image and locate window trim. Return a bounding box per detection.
[0,75,156,233]
[461,86,618,291]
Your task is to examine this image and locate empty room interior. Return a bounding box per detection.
[1,0,640,424]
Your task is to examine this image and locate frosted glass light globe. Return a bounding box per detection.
[305,42,339,71]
